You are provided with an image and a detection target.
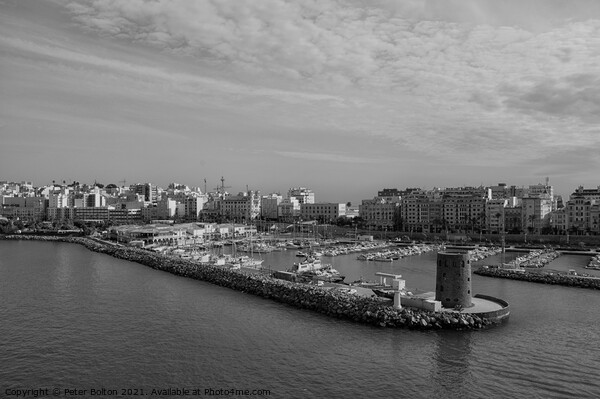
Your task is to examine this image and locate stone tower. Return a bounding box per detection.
[435,252,472,308]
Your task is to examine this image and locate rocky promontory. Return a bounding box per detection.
[2,235,497,330]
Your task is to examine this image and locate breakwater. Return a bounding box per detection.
[474,267,600,290]
[2,235,496,330]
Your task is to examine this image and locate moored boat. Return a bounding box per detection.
[290,256,324,273]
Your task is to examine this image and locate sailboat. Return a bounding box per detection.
[228,225,264,269]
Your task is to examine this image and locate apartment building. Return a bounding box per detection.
[288,187,315,205]
[359,197,399,230]
[0,196,47,220]
[441,187,488,232]
[141,198,176,221]
[300,202,346,223]
[132,183,158,204]
[570,186,600,203]
[399,190,441,232]
[550,208,568,233]
[261,193,282,220]
[485,199,508,234]
[220,191,261,221]
[277,197,300,222]
[521,196,553,233]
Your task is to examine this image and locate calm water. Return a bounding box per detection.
[1,241,599,399]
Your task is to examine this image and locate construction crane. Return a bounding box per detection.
[213,176,231,195]
[119,179,127,188]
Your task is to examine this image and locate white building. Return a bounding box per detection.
[288,187,315,205]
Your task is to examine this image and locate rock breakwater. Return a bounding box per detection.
[2,235,496,330]
[474,267,600,290]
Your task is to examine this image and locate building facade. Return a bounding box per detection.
[220,191,261,221]
[300,202,346,222]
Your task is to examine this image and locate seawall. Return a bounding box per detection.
[2,235,499,330]
[474,267,600,290]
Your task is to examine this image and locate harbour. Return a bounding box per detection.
[2,239,600,398]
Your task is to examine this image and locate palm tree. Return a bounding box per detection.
[432,218,443,234]
[470,217,478,234]
[441,218,449,240]
[462,214,470,233]
[528,214,536,234]
[495,212,502,234]
[477,211,486,242]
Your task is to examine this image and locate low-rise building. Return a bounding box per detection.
[300,202,346,223]
[109,224,186,246]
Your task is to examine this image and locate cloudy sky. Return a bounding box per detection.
[1,0,599,203]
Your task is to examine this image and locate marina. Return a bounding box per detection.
[4,1,600,397]
[2,239,600,398]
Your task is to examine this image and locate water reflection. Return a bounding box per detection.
[431,331,475,398]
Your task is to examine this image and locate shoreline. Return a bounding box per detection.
[1,234,499,330]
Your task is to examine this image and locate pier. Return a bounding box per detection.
[2,235,500,330]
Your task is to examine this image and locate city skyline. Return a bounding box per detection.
[2,0,600,204]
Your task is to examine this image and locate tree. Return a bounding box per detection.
[478,211,486,234]
[334,216,351,227]
[432,218,443,234]
[392,208,403,232]
[495,212,502,234]
[462,214,470,233]
[0,218,13,234]
[470,217,478,234]
[14,220,25,231]
[528,214,536,234]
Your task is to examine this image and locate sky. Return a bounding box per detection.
[1,0,600,204]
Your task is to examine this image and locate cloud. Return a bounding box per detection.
[0,34,344,106]
[502,74,600,123]
[57,1,600,117]
[5,0,600,184]
[274,150,386,164]
[424,0,600,31]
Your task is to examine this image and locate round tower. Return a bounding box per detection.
[435,252,472,308]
